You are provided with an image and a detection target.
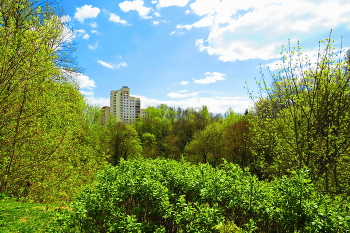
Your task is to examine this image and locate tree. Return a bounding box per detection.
[163,134,181,160]
[0,0,104,202]
[134,106,172,140]
[185,122,224,166]
[251,34,350,194]
[141,132,157,158]
[110,123,142,165]
[222,112,254,171]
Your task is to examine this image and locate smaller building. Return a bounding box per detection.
[100,106,110,125]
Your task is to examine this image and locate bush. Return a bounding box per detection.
[54,158,349,232]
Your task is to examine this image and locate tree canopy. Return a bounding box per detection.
[0,0,104,202]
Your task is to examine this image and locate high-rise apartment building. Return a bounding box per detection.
[110,86,141,124]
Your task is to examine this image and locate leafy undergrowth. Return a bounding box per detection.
[0,196,60,232]
[54,158,350,233]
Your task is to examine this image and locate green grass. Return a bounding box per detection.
[0,197,58,233]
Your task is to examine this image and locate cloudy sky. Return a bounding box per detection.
[60,0,350,114]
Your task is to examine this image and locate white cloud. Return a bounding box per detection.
[82,34,90,39]
[119,0,152,19]
[194,72,225,84]
[177,14,214,30]
[97,60,114,69]
[73,29,90,40]
[75,73,96,90]
[89,22,98,27]
[154,12,161,17]
[74,5,100,23]
[135,95,252,114]
[152,0,158,4]
[80,90,94,96]
[75,29,86,34]
[185,9,190,14]
[157,0,190,8]
[261,60,280,71]
[109,13,131,25]
[181,0,350,62]
[152,20,167,25]
[91,30,100,35]
[97,60,128,69]
[195,39,206,51]
[261,46,343,73]
[88,42,98,50]
[170,30,185,35]
[85,97,110,107]
[61,15,71,23]
[116,62,128,69]
[58,19,76,43]
[167,91,199,98]
[62,29,75,43]
[180,81,189,85]
[66,72,97,98]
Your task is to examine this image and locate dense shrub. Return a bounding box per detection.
[55,158,350,232]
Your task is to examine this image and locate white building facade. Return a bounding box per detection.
[110,86,141,124]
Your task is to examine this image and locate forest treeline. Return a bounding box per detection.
[1,0,350,231]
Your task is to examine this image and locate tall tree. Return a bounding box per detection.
[0,0,103,202]
[222,112,254,170]
[185,122,224,166]
[110,123,142,165]
[251,35,350,194]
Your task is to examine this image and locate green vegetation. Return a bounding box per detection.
[0,0,349,232]
[250,34,350,195]
[0,0,107,203]
[54,159,350,232]
[0,195,58,232]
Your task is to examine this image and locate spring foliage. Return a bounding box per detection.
[250,34,350,194]
[55,158,350,233]
[0,0,106,203]
[0,1,349,231]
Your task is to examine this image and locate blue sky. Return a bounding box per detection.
[60,0,350,114]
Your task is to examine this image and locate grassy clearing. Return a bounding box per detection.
[0,197,58,233]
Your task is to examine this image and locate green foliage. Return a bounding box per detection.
[0,0,106,203]
[213,221,243,233]
[185,122,224,166]
[1,4,348,231]
[0,198,59,232]
[134,106,173,141]
[221,113,255,171]
[250,34,350,194]
[134,104,226,161]
[55,158,349,233]
[0,193,8,200]
[132,104,258,174]
[141,132,157,158]
[109,123,142,165]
